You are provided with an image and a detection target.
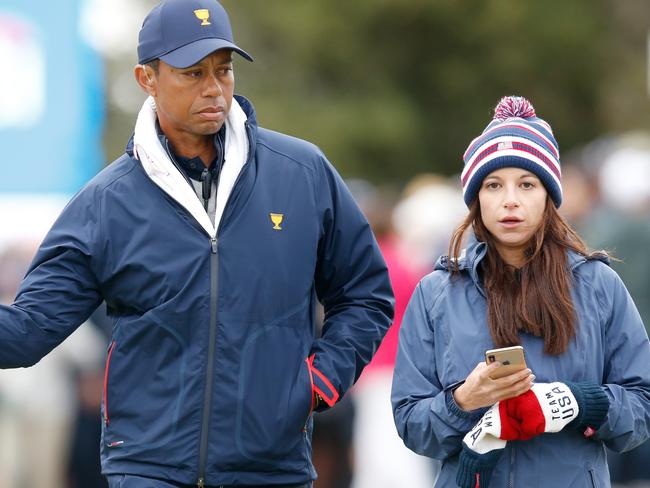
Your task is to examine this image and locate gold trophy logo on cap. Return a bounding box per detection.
[194,9,211,26]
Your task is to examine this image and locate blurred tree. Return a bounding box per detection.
[105,0,650,185]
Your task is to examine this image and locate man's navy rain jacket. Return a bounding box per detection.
[0,96,394,486]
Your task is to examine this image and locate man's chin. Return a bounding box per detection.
[195,121,225,136]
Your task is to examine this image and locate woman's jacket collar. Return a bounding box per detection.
[434,233,610,296]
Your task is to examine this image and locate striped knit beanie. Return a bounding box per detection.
[461,96,562,208]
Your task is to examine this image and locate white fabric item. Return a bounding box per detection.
[351,371,437,488]
[462,403,506,455]
[599,147,650,213]
[133,96,250,236]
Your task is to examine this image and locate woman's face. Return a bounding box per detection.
[478,167,548,267]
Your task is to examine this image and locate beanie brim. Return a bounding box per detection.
[462,155,562,208]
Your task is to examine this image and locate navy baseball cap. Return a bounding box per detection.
[137,0,253,69]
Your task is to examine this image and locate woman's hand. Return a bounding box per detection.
[453,362,534,412]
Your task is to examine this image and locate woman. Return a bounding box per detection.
[391,96,650,487]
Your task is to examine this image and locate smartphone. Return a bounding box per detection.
[485,346,527,379]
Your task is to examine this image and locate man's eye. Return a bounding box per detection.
[185,71,201,78]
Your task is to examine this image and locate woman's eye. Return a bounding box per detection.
[521,182,535,189]
[485,182,500,189]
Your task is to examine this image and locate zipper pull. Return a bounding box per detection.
[197,478,205,488]
[201,169,212,212]
[210,237,218,254]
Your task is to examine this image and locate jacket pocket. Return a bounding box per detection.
[103,341,117,425]
[101,312,189,456]
[303,356,316,429]
[235,324,313,464]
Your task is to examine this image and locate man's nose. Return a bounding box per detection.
[202,73,223,97]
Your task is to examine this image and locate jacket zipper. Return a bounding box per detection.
[508,448,516,488]
[302,356,317,432]
[197,237,219,488]
[200,169,212,212]
[200,134,225,214]
[103,341,116,425]
[588,468,597,487]
[196,123,252,487]
[164,134,217,487]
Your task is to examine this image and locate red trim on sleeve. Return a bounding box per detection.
[309,360,340,407]
[103,341,116,425]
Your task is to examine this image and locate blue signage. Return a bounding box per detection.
[0,0,103,194]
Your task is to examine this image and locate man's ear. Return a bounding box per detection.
[134,65,157,97]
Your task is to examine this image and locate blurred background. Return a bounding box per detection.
[1,0,649,487]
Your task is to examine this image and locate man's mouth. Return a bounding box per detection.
[197,107,225,121]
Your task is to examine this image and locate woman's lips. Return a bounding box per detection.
[499,218,523,228]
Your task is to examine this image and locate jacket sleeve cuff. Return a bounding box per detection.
[445,381,487,422]
[308,354,340,409]
[565,381,610,433]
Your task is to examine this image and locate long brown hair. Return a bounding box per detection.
[448,195,604,355]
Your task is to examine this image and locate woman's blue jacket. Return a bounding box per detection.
[392,236,650,487]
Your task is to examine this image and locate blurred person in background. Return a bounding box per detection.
[67,358,110,488]
[311,394,355,488]
[0,243,105,488]
[392,96,650,487]
[562,137,650,487]
[346,179,437,488]
[0,0,393,487]
[576,136,650,330]
[67,303,113,488]
[390,175,467,278]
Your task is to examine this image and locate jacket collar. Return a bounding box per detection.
[154,120,224,181]
[125,94,258,159]
[435,232,610,296]
[130,94,256,237]
[434,233,487,294]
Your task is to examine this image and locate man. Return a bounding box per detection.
[0,0,394,487]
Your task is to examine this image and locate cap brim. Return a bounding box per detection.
[160,38,253,68]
